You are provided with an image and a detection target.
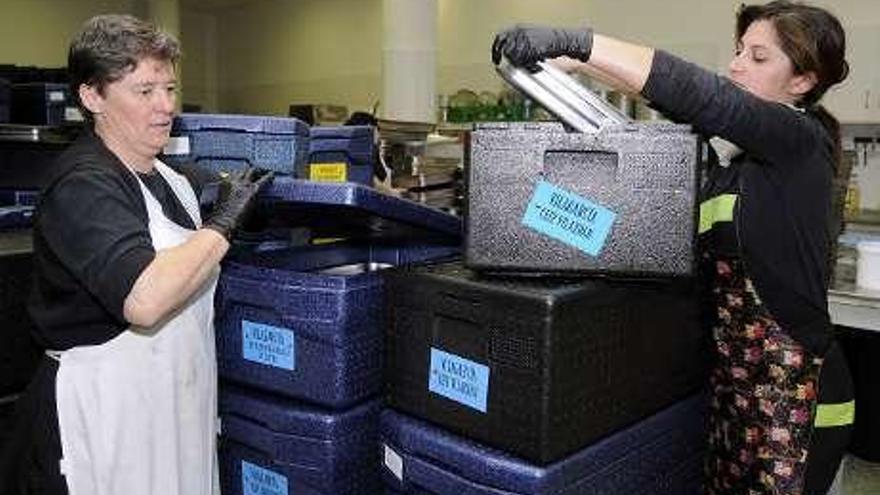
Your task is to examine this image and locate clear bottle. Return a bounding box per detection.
[436,94,448,124]
[845,168,861,222]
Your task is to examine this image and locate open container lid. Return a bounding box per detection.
[172,113,310,136]
[495,57,631,133]
[310,125,374,140]
[253,177,462,244]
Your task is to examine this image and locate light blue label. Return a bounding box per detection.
[522,180,616,256]
[428,348,490,413]
[242,460,288,495]
[242,320,295,371]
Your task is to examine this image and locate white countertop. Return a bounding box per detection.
[829,285,880,333]
[831,223,880,333]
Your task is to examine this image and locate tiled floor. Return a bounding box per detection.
[839,455,880,495]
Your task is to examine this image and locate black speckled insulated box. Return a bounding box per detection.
[385,261,708,464]
[466,121,702,277]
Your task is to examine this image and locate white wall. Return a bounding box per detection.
[4,0,874,122]
[0,0,213,110]
[179,9,219,111]
[436,0,596,97]
[199,0,880,121]
[0,0,141,67]
[210,0,382,116]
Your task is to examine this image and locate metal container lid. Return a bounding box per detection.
[495,57,630,133]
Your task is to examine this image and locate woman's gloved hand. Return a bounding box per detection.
[203,167,274,240]
[492,24,594,67]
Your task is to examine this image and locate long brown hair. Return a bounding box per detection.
[737,1,848,168]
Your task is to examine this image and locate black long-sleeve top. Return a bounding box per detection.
[29,129,201,350]
[642,50,834,356]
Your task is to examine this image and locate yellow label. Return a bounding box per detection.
[312,237,345,245]
[309,162,347,183]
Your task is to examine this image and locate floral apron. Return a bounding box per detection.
[703,252,823,495]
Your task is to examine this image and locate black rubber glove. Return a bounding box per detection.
[203,167,274,240]
[492,24,594,67]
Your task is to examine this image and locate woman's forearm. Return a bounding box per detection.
[123,228,229,328]
[585,34,655,94]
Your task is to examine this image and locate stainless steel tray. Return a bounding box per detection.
[0,123,75,143]
[495,57,630,133]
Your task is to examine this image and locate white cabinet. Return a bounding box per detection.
[824,25,880,123]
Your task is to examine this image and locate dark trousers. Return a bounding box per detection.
[0,356,67,495]
[803,342,854,495]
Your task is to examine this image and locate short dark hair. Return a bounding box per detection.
[68,14,180,122]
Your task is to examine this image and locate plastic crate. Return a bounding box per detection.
[385,261,708,464]
[162,113,310,174]
[380,394,706,495]
[219,384,382,495]
[466,121,701,277]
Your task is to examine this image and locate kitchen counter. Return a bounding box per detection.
[0,229,32,255]
[831,223,880,333]
[829,284,880,333]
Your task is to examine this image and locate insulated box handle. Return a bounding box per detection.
[223,414,327,464]
[220,274,277,309]
[495,57,631,133]
[222,415,281,459]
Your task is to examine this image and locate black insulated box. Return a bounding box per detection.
[0,233,41,396]
[385,261,708,464]
[11,82,79,125]
[0,79,9,123]
[466,120,700,277]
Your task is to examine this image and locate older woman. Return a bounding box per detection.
[494,2,853,494]
[0,14,268,495]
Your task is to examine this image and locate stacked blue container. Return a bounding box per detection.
[216,177,461,495]
[0,188,38,229]
[301,125,375,185]
[220,384,383,495]
[381,395,706,495]
[0,189,39,207]
[162,113,310,174]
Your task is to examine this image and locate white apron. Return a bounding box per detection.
[52,160,220,495]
